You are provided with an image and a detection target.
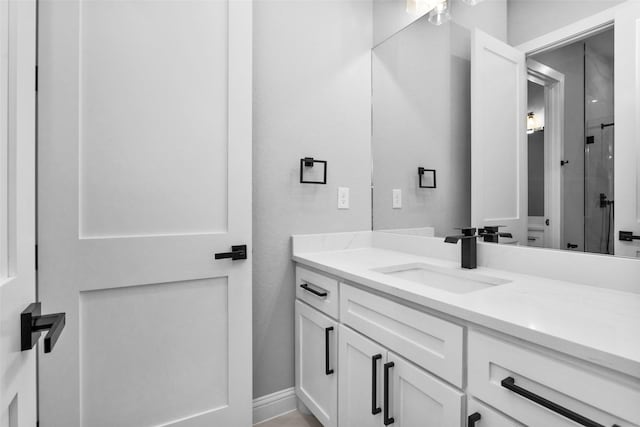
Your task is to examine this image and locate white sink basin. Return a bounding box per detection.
[373,263,511,294]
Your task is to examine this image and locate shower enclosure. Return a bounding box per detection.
[584,33,615,255]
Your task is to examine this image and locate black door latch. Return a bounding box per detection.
[214,245,247,261]
[619,231,640,242]
[21,303,66,354]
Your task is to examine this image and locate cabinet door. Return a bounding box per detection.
[387,352,464,427]
[339,325,386,427]
[295,300,338,427]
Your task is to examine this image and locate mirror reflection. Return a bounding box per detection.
[371,0,637,258]
[529,29,614,254]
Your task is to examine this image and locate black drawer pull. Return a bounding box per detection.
[371,354,382,415]
[468,412,481,426]
[383,362,395,425]
[300,283,328,298]
[325,326,334,375]
[501,377,618,427]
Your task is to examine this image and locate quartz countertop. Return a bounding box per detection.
[293,243,640,380]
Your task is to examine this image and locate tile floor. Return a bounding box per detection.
[254,410,322,427]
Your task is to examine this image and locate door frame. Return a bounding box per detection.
[515,8,615,56]
[515,5,619,254]
[526,59,564,250]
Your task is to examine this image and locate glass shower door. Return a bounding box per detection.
[584,33,615,255]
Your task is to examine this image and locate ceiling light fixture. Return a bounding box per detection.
[428,0,451,26]
[406,0,440,15]
[527,112,537,134]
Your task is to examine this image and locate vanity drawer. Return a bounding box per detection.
[296,266,339,319]
[467,398,523,426]
[340,283,463,387]
[468,330,640,427]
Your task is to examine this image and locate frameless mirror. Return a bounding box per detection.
[371,0,640,259]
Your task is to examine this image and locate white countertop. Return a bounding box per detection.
[293,243,640,380]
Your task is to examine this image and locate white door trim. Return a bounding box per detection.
[527,59,565,250]
[515,7,616,56]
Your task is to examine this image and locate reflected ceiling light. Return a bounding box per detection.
[527,112,537,134]
[428,0,451,26]
[461,0,484,5]
[591,99,598,103]
[406,0,439,15]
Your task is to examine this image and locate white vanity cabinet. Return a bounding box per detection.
[466,398,523,426]
[385,351,464,426]
[468,330,640,427]
[338,324,464,427]
[338,325,386,427]
[295,300,339,427]
[339,284,464,387]
[294,264,640,427]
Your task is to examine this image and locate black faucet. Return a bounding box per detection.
[444,227,478,269]
[478,225,513,243]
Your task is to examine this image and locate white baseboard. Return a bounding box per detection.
[252,387,297,425]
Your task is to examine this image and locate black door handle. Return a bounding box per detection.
[619,231,640,241]
[21,303,66,354]
[214,245,247,260]
[325,326,334,375]
[300,283,327,297]
[383,361,394,425]
[501,377,619,427]
[371,354,382,415]
[468,412,481,426]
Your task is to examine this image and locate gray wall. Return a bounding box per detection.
[528,131,545,217]
[507,0,624,46]
[371,2,506,236]
[372,21,471,235]
[253,0,372,398]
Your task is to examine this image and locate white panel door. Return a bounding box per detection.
[471,29,527,244]
[386,352,464,427]
[0,0,37,424]
[615,2,640,258]
[37,0,252,425]
[338,325,385,427]
[295,301,338,427]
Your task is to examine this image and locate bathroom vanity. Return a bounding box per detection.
[292,231,640,427]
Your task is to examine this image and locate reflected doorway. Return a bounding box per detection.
[527,27,615,255]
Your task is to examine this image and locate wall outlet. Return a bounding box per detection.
[338,187,350,209]
[392,189,402,209]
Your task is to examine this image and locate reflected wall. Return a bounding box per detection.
[372,19,471,235]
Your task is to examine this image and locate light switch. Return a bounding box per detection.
[338,187,350,209]
[392,189,402,209]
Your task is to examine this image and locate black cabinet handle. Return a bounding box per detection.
[300,283,327,298]
[214,245,247,260]
[383,362,395,425]
[325,326,334,375]
[501,377,618,427]
[371,354,382,415]
[468,412,481,426]
[21,302,66,354]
